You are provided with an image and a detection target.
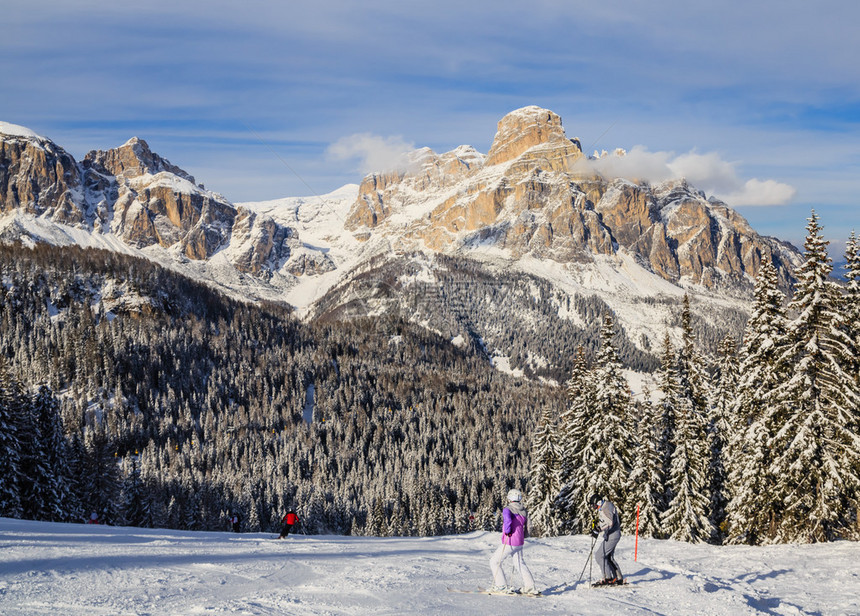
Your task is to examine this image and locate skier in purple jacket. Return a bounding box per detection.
[488,489,538,595]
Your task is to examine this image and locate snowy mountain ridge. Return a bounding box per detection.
[1,110,801,376]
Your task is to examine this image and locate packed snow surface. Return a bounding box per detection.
[1,518,856,615]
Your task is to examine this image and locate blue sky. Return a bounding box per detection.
[2,0,859,255]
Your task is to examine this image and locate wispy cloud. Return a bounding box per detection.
[326,133,415,175]
[2,0,855,238]
[578,147,796,206]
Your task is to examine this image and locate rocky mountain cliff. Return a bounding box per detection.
[344,106,799,291]
[0,124,309,278]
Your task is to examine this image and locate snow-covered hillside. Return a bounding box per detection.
[1,518,855,615]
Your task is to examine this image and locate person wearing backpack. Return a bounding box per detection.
[279,509,298,538]
[589,494,624,586]
[488,489,539,595]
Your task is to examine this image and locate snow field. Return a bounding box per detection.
[1,518,857,615]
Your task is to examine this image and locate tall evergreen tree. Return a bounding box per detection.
[579,315,634,527]
[708,336,737,540]
[628,384,666,538]
[725,259,787,544]
[769,212,860,542]
[676,295,710,419]
[661,302,716,543]
[0,359,22,518]
[120,454,151,527]
[33,386,75,521]
[555,346,594,532]
[16,382,53,521]
[80,423,121,525]
[661,391,715,542]
[656,334,679,491]
[526,406,562,536]
[842,231,860,379]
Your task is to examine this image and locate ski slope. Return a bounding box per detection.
[0,518,856,615]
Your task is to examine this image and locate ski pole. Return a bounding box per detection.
[576,532,597,584]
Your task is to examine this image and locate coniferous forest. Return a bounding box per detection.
[530,213,860,544]
[1,212,859,544]
[0,243,558,535]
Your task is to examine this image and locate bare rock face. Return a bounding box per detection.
[0,132,85,224]
[343,106,800,290]
[283,251,336,277]
[1,128,300,279]
[484,106,582,167]
[345,146,483,231]
[107,173,236,259]
[230,207,294,275]
[80,139,236,258]
[86,137,196,183]
[345,170,405,229]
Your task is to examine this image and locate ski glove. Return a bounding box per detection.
[590,528,599,538]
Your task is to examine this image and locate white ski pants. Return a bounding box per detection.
[594,529,622,580]
[490,543,535,589]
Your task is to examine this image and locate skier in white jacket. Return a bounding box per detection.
[589,494,623,586]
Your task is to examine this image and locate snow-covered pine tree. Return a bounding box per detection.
[842,231,860,380]
[388,501,407,536]
[32,385,75,521]
[656,334,679,490]
[661,391,716,542]
[769,212,860,542]
[661,302,716,543]
[120,454,149,527]
[725,259,787,544]
[80,423,121,525]
[845,233,860,537]
[15,381,56,522]
[555,346,594,532]
[676,295,710,420]
[475,490,496,531]
[576,315,634,528]
[731,260,788,428]
[525,406,562,536]
[708,336,738,541]
[0,358,22,518]
[628,383,666,538]
[368,498,386,536]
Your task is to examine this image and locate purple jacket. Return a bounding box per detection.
[501,502,528,546]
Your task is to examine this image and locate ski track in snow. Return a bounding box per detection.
[1,519,857,615]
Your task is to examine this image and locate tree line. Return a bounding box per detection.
[527,212,860,544]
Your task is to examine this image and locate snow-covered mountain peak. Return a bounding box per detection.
[0,121,46,141]
[121,135,143,148]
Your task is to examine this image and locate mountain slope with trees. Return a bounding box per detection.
[0,243,561,533]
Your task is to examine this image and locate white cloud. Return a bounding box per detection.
[721,178,797,207]
[326,133,415,175]
[576,146,796,206]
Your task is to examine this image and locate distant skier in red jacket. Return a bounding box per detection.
[279,509,298,538]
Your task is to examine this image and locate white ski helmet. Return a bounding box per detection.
[507,489,523,502]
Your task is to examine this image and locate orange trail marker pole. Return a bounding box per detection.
[635,503,640,561]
